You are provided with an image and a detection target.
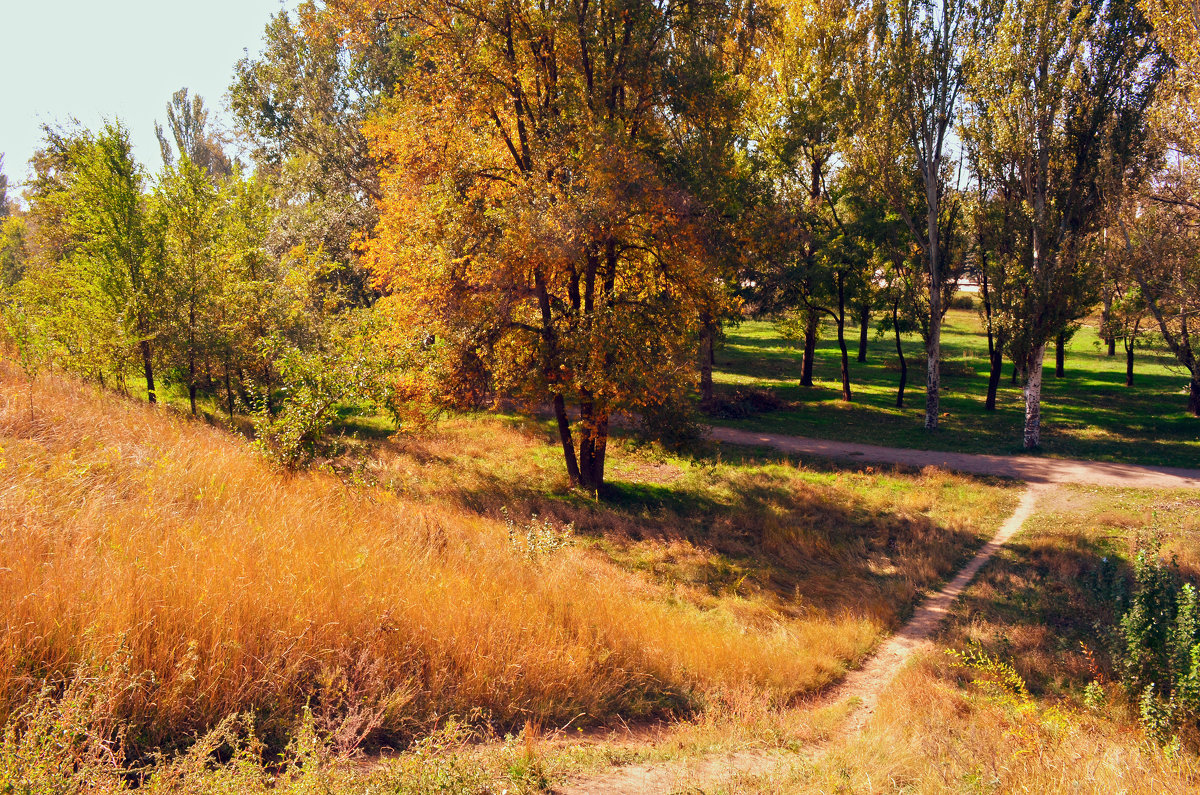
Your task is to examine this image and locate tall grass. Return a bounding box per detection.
[0,362,877,755]
[801,657,1200,793]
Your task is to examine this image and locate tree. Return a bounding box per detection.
[1125,192,1200,414]
[0,155,25,287]
[1136,0,1200,414]
[0,154,9,216]
[156,155,221,414]
[749,0,875,396]
[231,2,407,304]
[964,0,1166,447]
[874,223,924,408]
[658,0,767,406]
[343,0,744,490]
[155,89,232,179]
[874,0,977,430]
[67,122,165,402]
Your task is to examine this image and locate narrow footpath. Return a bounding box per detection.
[555,430,1200,794]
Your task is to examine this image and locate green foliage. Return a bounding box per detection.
[0,215,26,288]
[1110,544,1200,745]
[0,679,127,794]
[947,642,1032,710]
[250,311,409,469]
[1083,679,1107,711]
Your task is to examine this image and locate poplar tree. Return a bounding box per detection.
[965,0,1165,447]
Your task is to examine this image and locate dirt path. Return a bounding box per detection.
[709,426,1200,489]
[555,485,1045,794]
[554,434,1199,793]
[823,482,1047,726]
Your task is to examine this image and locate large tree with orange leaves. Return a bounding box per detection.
[331,0,755,489]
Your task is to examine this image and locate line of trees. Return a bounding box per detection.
[2,0,1197,489]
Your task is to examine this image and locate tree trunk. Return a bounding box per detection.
[800,309,818,387]
[1102,293,1116,356]
[923,167,943,431]
[986,348,1003,412]
[1011,359,1019,385]
[576,391,608,491]
[836,317,852,401]
[892,301,906,408]
[1125,340,1135,387]
[1190,374,1200,417]
[924,312,942,429]
[699,321,714,403]
[553,393,581,486]
[836,273,851,401]
[188,305,197,415]
[224,368,235,418]
[588,412,609,489]
[1023,344,1046,449]
[981,259,1001,412]
[857,304,869,363]
[1055,332,1066,378]
[140,339,156,404]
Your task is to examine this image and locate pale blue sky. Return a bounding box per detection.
[0,0,297,189]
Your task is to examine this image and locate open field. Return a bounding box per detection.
[714,309,1200,468]
[0,360,1017,789]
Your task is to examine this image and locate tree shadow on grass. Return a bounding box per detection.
[370,420,1002,630]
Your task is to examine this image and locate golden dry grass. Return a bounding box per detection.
[361,415,1018,633]
[0,362,900,755]
[793,656,1200,794]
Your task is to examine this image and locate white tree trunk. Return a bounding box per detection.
[1023,343,1046,449]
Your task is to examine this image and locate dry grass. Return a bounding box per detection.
[2,361,955,759]
[793,656,1200,794]
[360,415,1018,633]
[765,484,1200,794]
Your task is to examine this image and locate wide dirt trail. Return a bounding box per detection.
[710,427,1200,488]
[554,432,1200,794]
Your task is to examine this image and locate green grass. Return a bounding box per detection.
[713,308,1200,468]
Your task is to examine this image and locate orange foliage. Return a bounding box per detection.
[338,0,737,487]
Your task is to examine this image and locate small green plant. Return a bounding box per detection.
[947,642,1031,709]
[250,313,407,470]
[503,721,552,793]
[502,508,574,561]
[1083,680,1107,711]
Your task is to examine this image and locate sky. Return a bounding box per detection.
[0,0,298,190]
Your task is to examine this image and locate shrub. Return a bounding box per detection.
[1109,545,1200,745]
[949,293,976,310]
[637,394,708,448]
[701,387,787,420]
[251,312,415,469]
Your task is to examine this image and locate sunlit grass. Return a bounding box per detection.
[0,359,1017,774]
[715,309,1200,467]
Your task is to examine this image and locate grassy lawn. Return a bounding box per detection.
[714,308,1200,468]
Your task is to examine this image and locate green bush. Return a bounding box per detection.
[1110,545,1200,745]
[250,312,412,470]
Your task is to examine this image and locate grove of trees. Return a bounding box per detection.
[1,0,1197,488]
